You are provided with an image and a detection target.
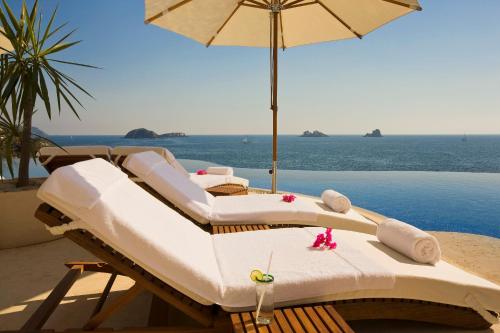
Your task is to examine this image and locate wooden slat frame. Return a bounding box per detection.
[38,155,111,174]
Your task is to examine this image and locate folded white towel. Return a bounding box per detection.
[123,151,167,178]
[207,166,233,176]
[321,189,351,214]
[38,158,127,209]
[377,218,441,265]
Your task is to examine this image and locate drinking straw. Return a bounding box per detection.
[256,251,273,320]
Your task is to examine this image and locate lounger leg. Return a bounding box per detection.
[21,267,81,331]
[91,272,118,317]
[148,295,171,326]
[83,283,144,330]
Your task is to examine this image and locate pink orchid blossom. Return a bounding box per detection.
[282,194,296,203]
[196,169,208,175]
[311,228,338,250]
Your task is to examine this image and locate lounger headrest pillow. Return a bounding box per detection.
[377,218,441,265]
[38,158,127,209]
[321,189,352,214]
[123,151,167,178]
[112,146,190,177]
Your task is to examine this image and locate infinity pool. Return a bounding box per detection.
[8,159,500,238]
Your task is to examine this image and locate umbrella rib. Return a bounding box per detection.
[145,0,193,24]
[380,0,422,11]
[206,2,244,47]
[245,0,269,8]
[316,0,362,39]
[279,11,286,50]
[241,3,268,9]
[283,0,309,8]
[285,1,316,9]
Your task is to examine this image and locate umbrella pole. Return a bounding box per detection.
[271,6,279,194]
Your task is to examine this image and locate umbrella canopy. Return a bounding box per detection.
[145,0,422,192]
[0,28,12,54]
[145,0,421,48]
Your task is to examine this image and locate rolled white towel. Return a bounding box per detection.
[377,218,441,265]
[321,189,352,214]
[207,166,233,176]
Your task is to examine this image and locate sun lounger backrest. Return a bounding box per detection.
[37,158,223,305]
[38,146,112,173]
[112,146,190,177]
[123,151,215,224]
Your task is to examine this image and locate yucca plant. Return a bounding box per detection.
[0,0,94,187]
[0,81,52,180]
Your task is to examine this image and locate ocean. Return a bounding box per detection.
[51,135,500,172]
[6,135,500,238]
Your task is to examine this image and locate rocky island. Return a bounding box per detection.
[124,128,187,139]
[300,130,328,137]
[364,129,383,138]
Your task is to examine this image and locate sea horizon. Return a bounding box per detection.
[45,133,500,136]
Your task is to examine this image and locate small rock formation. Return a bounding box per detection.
[124,128,187,139]
[124,128,158,139]
[300,130,328,137]
[159,132,187,138]
[364,129,383,138]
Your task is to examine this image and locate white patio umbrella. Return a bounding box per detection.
[145,0,422,193]
[0,28,12,54]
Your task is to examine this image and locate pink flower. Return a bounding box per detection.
[196,169,207,175]
[310,228,338,250]
[282,194,296,203]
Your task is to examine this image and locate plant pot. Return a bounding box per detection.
[0,178,60,249]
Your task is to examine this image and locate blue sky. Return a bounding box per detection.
[8,0,500,135]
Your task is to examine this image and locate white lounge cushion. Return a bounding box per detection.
[124,152,377,232]
[377,218,441,265]
[112,146,190,177]
[113,146,249,188]
[207,166,233,176]
[124,152,215,223]
[211,194,318,224]
[211,194,378,234]
[122,149,167,177]
[37,159,500,315]
[212,227,395,308]
[190,174,249,188]
[39,158,126,209]
[37,159,223,305]
[321,189,351,214]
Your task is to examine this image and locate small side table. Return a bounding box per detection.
[206,184,248,196]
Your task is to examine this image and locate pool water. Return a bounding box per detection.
[6,159,500,238]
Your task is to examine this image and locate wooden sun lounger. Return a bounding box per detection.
[212,224,494,330]
[39,153,112,174]
[20,204,494,332]
[112,154,248,196]
[21,203,354,333]
[38,150,248,196]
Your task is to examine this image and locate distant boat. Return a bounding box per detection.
[462,134,467,142]
[242,137,250,144]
